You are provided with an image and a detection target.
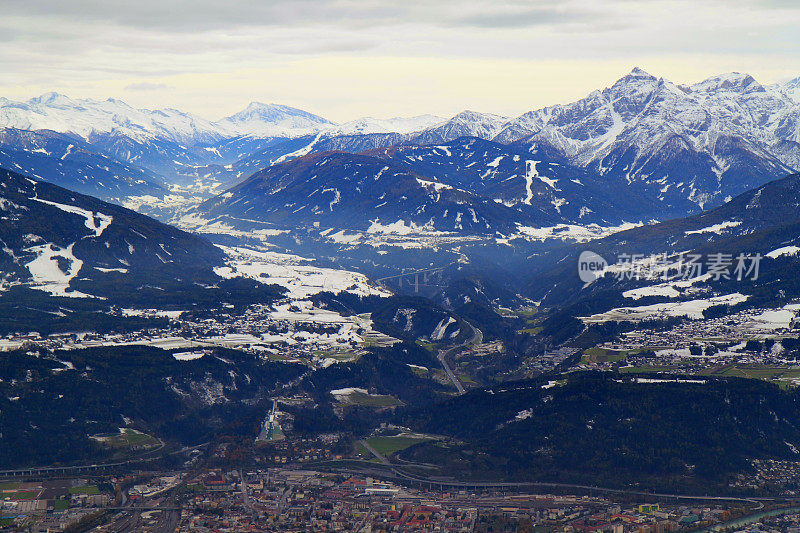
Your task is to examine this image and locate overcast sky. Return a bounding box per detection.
[1,0,800,122]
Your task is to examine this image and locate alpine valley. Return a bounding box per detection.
[5,68,800,500]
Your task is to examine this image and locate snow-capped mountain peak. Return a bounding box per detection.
[329,114,444,136]
[776,76,800,104]
[0,93,224,144]
[619,66,657,81]
[692,72,766,95]
[227,101,330,124]
[486,68,800,214]
[28,91,75,106]
[214,102,333,138]
[412,110,510,144]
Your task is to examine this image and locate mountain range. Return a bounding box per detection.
[524,172,800,313]
[5,69,800,487]
[1,68,799,230]
[0,166,295,335]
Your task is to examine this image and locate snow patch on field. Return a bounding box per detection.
[515,222,640,243]
[24,242,93,298]
[330,388,367,401]
[367,219,418,235]
[622,274,712,300]
[173,350,206,361]
[751,308,797,331]
[767,246,800,259]
[213,246,390,298]
[582,293,749,323]
[416,178,452,192]
[685,220,741,235]
[328,230,361,244]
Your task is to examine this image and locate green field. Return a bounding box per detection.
[416,341,442,353]
[313,349,359,362]
[620,363,800,389]
[700,364,800,382]
[342,391,402,408]
[582,347,635,364]
[11,490,41,500]
[69,485,101,495]
[406,365,430,377]
[185,483,205,493]
[54,499,69,511]
[93,428,160,449]
[365,435,433,457]
[258,423,285,442]
[355,442,383,462]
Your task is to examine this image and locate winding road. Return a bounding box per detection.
[437,319,482,394]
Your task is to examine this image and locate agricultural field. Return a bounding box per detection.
[365,435,434,457]
[69,485,101,495]
[90,428,161,450]
[331,388,403,408]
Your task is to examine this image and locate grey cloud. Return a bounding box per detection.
[450,5,594,28]
[124,82,172,91]
[271,39,379,55]
[1,0,604,31]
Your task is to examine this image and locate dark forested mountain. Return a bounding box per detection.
[399,373,800,489]
[0,128,169,201]
[192,151,562,233]
[0,345,306,468]
[0,167,279,314]
[375,137,663,224]
[190,137,679,235]
[525,172,800,308]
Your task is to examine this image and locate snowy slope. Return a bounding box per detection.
[0,93,223,144]
[214,102,334,138]
[0,167,224,301]
[491,68,799,213]
[412,111,510,145]
[328,115,444,136]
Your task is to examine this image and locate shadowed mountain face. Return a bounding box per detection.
[0,128,169,201]
[372,137,665,224]
[191,139,670,235]
[194,150,564,234]
[2,69,798,219]
[0,167,226,301]
[523,173,800,307]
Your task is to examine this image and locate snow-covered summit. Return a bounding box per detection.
[0,93,224,144]
[214,102,334,138]
[487,67,800,212]
[692,72,766,95]
[413,110,510,144]
[329,114,444,136]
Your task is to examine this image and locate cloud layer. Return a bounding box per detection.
[1,0,799,120]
